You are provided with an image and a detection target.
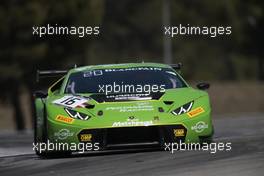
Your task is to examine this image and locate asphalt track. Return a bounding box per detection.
[0,113,264,176]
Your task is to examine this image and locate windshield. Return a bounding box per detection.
[65,67,187,94]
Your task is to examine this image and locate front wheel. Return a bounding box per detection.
[34,105,71,158]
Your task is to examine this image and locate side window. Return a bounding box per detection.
[50,77,64,93]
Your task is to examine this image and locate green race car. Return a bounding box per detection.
[34,63,213,157]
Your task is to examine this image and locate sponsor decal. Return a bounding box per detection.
[83,70,103,77]
[106,103,154,112]
[54,129,74,140]
[53,95,88,108]
[106,93,151,99]
[187,107,205,118]
[55,115,74,124]
[191,121,208,133]
[104,67,162,72]
[80,134,92,142]
[112,120,153,127]
[173,129,185,137]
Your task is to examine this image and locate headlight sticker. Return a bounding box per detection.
[64,108,91,120]
[187,107,205,118]
[171,101,193,115]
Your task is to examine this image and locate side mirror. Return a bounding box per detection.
[196,83,210,90]
[34,91,48,98]
[170,63,183,70]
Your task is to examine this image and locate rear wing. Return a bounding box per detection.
[36,70,68,82]
[36,63,182,81]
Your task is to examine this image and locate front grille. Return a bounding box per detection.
[106,126,160,145]
[78,124,187,150]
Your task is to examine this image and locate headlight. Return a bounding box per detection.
[64,108,91,120]
[171,101,193,115]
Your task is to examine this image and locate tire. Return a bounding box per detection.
[200,135,213,144]
[34,104,71,158]
[200,127,214,144]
